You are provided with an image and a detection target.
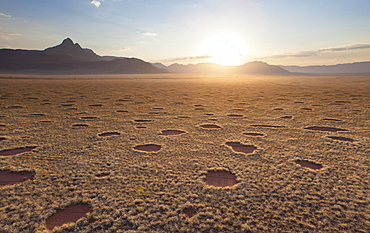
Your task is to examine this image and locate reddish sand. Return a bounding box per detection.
[81,117,98,120]
[322,118,342,122]
[328,136,355,142]
[251,124,285,128]
[183,208,197,218]
[73,124,89,127]
[159,130,186,136]
[335,101,351,103]
[98,132,121,137]
[227,114,243,117]
[46,204,92,231]
[134,144,161,152]
[205,171,237,187]
[0,170,34,187]
[200,124,221,129]
[304,126,348,132]
[243,132,264,137]
[0,146,37,156]
[95,172,110,178]
[7,105,23,109]
[226,142,257,155]
[295,160,323,170]
[134,120,152,122]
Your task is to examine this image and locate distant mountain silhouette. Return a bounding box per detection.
[153,61,290,75]
[281,62,370,74]
[0,38,167,74]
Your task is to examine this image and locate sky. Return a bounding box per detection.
[1,0,370,66]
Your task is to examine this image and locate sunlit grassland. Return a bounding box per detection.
[0,74,369,232]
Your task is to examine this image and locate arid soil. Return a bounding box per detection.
[0,74,369,232]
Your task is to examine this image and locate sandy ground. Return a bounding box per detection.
[0,74,369,232]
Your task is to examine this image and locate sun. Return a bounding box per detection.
[202,34,248,66]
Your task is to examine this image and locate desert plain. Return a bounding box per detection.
[0,74,369,232]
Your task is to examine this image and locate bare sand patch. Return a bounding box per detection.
[251,124,285,128]
[295,160,323,170]
[98,132,121,137]
[80,116,98,120]
[243,132,264,137]
[7,105,23,109]
[46,203,92,231]
[304,126,348,132]
[0,146,37,156]
[227,114,243,117]
[29,113,46,116]
[322,118,342,122]
[200,124,221,129]
[73,123,89,127]
[182,208,197,218]
[134,144,161,152]
[159,130,186,136]
[328,136,355,142]
[226,142,257,155]
[95,172,110,178]
[0,170,34,187]
[205,171,237,188]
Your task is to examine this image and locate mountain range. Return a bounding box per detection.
[281,62,370,74]
[0,38,167,74]
[0,38,369,75]
[152,61,290,75]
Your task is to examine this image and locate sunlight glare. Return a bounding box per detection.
[202,33,248,66]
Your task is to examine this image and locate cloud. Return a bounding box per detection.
[91,0,103,7]
[0,13,11,18]
[115,46,130,52]
[0,31,21,40]
[258,43,370,59]
[142,32,157,36]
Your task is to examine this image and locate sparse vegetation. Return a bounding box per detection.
[0,74,369,232]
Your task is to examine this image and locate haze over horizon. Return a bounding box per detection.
[1,0,370,66]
